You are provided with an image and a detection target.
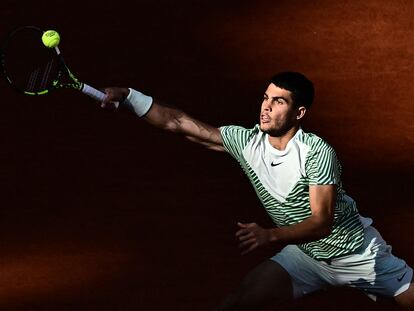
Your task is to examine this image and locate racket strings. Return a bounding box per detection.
[39,59,54,89]
[27,68,39,92]
[25,58,59,92]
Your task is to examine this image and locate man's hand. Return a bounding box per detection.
[101,87,130,109]
[236,222,275,255]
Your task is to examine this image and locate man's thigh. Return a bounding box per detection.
[395,281,414,309]
[214,260,293,311]
[239,259,294,302]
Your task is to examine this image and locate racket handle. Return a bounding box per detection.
[81,83,119,108]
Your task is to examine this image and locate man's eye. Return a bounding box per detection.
[274,98,285,104]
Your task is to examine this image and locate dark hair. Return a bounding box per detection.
[270,72,314,109]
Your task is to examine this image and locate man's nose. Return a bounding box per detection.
[263,99,272,111]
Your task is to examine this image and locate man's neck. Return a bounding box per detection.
[267,126,300,151]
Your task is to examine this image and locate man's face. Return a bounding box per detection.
[259,83,299,137]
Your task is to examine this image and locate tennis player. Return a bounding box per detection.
[101,72,414,310]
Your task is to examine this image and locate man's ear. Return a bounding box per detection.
[296,106,307,120]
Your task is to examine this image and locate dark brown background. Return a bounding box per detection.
[0,0,413,310]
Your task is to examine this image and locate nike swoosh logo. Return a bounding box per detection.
[271,162,283,167]
[397,271,407,282]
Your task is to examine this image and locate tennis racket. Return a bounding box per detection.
[0,25,116,105]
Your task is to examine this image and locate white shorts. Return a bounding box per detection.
[271,225,413,301]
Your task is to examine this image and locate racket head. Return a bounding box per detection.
[0,26,63,96]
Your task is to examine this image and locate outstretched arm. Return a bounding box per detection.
[102,87,224,151]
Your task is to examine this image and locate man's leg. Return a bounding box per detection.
[213,260,293,311]
[395,282,414,309]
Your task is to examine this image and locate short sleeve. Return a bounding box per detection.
[306,142,341,185]
[220,125,258,160]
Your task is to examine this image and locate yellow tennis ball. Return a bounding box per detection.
[42,30,60,48]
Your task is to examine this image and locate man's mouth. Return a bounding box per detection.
[261,114,270,123]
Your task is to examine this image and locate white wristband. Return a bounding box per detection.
[122,88,153,117]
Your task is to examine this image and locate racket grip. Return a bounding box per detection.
[82,83,119,108]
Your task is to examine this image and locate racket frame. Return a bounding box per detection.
[1,25,108,103]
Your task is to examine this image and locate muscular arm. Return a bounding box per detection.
[103,87,224,151]
[145,99,224,151]
[237,184,336,254]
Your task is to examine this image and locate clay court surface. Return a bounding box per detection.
[0,0,413,310]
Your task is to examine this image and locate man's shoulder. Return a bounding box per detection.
[220,124,260,132]
[219,124,261,156]
[220,124,261,139]
[297,130,335,153]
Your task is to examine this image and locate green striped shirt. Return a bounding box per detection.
[220,125,364,260]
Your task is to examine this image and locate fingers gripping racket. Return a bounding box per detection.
[1,25,115,105]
